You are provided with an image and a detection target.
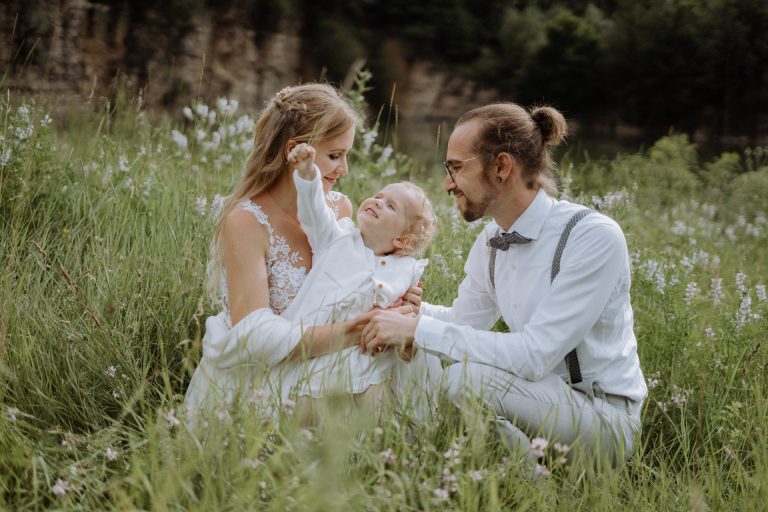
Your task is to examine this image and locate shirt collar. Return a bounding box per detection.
[506,189,554,241]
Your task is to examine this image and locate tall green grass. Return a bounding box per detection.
[1,80,766,510]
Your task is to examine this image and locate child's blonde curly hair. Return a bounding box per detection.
[396,182,436,257]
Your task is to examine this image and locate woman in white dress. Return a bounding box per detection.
[184,84,439,425]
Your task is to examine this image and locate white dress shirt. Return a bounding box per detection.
[416,189,647,403]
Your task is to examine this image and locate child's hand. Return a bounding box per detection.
[287,143,317,180]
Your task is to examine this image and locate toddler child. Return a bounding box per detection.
[280,143,436,399]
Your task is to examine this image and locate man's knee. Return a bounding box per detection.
[443,362,490,407]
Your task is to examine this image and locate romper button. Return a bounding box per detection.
[377,283,384,289]
[380,260,386,266]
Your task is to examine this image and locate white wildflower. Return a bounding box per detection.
[756,284,766,302]
[195,104,209,117]
[7,407,19,421]
[736,295,759,329]
[118,155,129,172]
[362,129,377,154]
[241,458,262,469]
[705,326,715,338]
[711,278,724,305]
[0,149,11,167]
[736,272,747,295]
[171,130,188,150]
[433,488,450,502]
[207,111,216,125]
[235,115,254,134]
[104,366,116,379]
[40,114,52,127]
[300,429,313,441]
[468,469,485,481]
[671,220,687,235]
[196,129,207,142]
[105,447,118,461]
[534,463,551,478]
[670,385,692,408]
[530,437,549,458]
[553,442,571,454]
[195,197,207,216]
[210,193,225,219]
[680,256,694,272]
[164,408,181,427]
[104,165,114,181]
[381,167,396,178]
[183,106,194,120]
[52,478,70,497]
[378,145,393,164]
[224,99,239,116]
[684,282,699,305]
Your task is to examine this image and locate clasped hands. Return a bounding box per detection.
[346,285,423,361]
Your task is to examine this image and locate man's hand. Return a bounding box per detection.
[360,309,419,361]
[287,143,317,180]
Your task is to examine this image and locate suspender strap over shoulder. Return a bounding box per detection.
[553,209,594,385]
[488,208,594,385]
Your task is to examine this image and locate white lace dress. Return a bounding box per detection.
[184,196,340,420]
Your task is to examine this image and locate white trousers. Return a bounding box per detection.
[444,362,642,464]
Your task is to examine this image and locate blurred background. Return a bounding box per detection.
[3,0,768,167]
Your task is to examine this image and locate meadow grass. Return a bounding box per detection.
[1,81,767,510]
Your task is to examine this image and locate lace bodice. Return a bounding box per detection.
[221,193,348,320]
[219,200,308,319]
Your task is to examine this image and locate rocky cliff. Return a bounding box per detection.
[1,1,497,123]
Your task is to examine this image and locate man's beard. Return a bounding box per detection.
[457,173,497,222]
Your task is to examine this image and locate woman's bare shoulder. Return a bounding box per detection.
[222,203,270,250]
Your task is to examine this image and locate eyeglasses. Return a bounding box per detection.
[442,155,482,183]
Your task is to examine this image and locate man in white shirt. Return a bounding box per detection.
[359,103,647,464]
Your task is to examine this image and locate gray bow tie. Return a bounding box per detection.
[488,231,532,251]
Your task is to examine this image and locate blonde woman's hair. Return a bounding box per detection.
[396,182,436,256]
[207,83,358,306]
[456,103,567,195]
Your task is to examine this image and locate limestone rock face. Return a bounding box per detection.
[1,1,302,114]
[1,2,494,124]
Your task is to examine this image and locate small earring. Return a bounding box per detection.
[496,176,502,183]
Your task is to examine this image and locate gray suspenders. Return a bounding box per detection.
[489,208,594,385]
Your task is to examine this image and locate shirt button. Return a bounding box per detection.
[380,260,386,266]
[377,283,383,289]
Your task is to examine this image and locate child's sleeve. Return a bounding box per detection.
[412,258,429,287]
[293,167,345,252]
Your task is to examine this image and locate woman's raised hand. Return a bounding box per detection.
[287,143,317,179]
